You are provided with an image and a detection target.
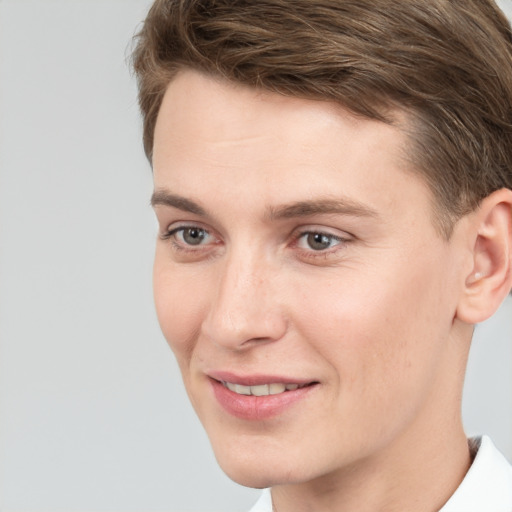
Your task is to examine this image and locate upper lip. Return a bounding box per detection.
[208,370,316,386]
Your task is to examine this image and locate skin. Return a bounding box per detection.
[150,69,509,512]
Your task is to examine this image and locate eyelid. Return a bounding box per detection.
[161,221,211,238]
[292,225,352,242]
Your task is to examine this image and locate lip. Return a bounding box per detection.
[208,371,318,421]
[208,370,314,387]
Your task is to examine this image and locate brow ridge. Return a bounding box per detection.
[151,190,206,216]
[267,198,379,220]
[151,190,378,220]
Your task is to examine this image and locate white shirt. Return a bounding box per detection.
[248,436,512,512]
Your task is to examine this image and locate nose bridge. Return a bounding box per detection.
[202,243,286,348]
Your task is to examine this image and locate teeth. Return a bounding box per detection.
[234,384,251,395]
[225,382,237,393]
[251,384,269,396]
[269,383,286,395]
[223,381,307,396]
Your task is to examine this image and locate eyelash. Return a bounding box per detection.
[160,225,350,260]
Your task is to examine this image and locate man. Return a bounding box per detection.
[133,1,512,510]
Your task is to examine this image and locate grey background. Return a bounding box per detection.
[0,1,510,511]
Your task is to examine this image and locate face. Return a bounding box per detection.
[152,70,470,488]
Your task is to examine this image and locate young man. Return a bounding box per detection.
[133,1,512,510]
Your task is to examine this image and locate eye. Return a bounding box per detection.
[296,231,343,251]
[175,227,209,246]
[159,223,222,262]
[163,225,217,249]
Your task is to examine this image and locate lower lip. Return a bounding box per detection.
[210,379,316,421]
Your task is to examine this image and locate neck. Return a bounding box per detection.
[271,420,470,512]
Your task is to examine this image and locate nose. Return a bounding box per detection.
[201,249,288,350]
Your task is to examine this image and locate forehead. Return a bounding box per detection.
[154,69,405,158]
[152,69,434,226]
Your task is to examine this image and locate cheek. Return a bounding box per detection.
[293,255,452,400]
[287,266,451,460]
[153,254,209,363]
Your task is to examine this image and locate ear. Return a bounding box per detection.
[456,188,512,324]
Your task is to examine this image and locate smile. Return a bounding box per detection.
[221,381,308,396]
[212,378,318,420]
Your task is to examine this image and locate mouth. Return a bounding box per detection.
[208,373,319,420]
[220,381,312,396]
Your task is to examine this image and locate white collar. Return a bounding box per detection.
[440,435,512,512]
[248,436,512,512]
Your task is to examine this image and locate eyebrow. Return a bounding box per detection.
[268,198,379,220]
[151,190,207,216]
[151,190,378,220]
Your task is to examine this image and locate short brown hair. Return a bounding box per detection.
[132,0,512,235]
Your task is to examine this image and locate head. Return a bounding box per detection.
[133,0,512,490]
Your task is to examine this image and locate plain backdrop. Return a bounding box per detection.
[0,1,511,511]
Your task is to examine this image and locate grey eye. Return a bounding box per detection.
[181,227,208,245]
[306,233,336,251]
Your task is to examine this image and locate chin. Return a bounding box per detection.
[211,441,314,489]
[222,466,275,489]
[220,461,301,489]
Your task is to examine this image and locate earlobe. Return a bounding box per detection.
[456,188,512,324]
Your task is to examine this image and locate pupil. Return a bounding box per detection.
[184,228,205,245]
[308,233,330,250]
